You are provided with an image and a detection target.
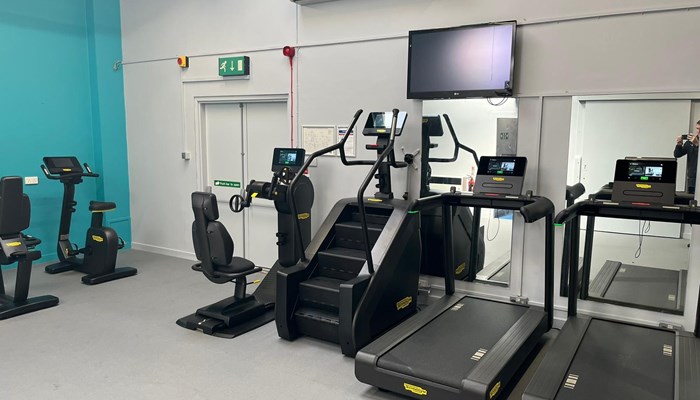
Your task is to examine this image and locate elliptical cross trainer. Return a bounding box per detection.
[41,157,136,285]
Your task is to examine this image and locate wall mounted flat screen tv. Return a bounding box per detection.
[407,21,516,99]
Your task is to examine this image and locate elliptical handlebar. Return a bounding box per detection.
[356,108,401,275]
[429,114,480,166]
[290,109,365,262]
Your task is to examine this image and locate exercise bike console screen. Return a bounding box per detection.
[43,157,83,174]
[362,111,408,136]
[272,148,305,173]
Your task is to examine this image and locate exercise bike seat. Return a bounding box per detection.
[89,201,116,212]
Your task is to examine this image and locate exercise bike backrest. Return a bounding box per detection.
[41,156,99,184]
[0,177,33,261]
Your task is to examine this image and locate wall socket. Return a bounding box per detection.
[25,176,39,185]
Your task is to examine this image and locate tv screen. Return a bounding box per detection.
[407,21,516,99]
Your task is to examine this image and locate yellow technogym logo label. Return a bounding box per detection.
[489,382,501,399]
[635,184,652,189]
[7,242,22,247]
[492,177,505,182]
[404,383,427,396]
[62,168,71,172]
[297,212,310,220]
[396,296,412,311]
[92,235,104,243]
[455,262,466,275]
[367,198,383,202]
[377,129,386,133]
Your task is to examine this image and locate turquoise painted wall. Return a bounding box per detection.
[0,0,130,267]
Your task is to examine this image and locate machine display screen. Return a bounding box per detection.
[43,157,82,174]
[614,159,676,183]
[362,111,407,136]
[477,156,526,176]
[272,148,305,172]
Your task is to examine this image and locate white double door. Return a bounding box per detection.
[201,101,289,267]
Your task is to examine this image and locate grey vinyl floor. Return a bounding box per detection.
[0,250,549,400]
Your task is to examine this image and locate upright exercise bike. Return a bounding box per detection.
[41,156,137,285]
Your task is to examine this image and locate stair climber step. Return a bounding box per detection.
[298,276,343,312]
[350,211,390,226]
[317,247,367,280]
[335,221,384,250]
[294,306,340,344]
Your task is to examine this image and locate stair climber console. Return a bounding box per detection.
[277,109,422,356]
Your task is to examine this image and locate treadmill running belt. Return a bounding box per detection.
[376,297,528,388]
[557,319,674,400]
[591,263,683,313]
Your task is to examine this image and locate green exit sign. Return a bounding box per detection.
[219,56,250,77]
[214,180,241,188]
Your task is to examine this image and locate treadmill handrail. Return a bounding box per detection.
[555,199,700,225]
[412,192,555,329]
[557,198,700,324]
[565,183,585,202]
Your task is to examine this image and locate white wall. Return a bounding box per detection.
[121,0,700,330]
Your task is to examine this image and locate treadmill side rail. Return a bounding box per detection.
[522,316,591,400]
[678,333,700,400]
[465,308,547,399]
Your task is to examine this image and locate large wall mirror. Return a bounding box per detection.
[421,99,518,287]
[567,94,700,315]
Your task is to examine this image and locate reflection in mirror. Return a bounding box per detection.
[421,99,518,286]
[567,96,694,314]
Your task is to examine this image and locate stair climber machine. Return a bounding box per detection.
[40,157,136,285]
[356,155,556,400]
[277,109,422,357]
[419,114,485,280]
[177,148,314,338]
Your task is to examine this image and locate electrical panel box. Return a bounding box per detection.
[496,118,518,156]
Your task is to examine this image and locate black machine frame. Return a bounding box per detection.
[40,157,136,285]
[278,109,422,357]
[523,199,700,400]
[356,191,555,400]
[0,176,59,319]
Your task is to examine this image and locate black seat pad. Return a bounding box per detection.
[89,201,116,212]
[216,256,256,274]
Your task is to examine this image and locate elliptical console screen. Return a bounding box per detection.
[272,148,305,173]
[614,159,676,183]
[43,156,83,174]
[477,156,526,176]
[362,111,408,136]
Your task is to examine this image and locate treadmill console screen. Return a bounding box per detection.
[272,148,305,172]
[478,156,527,176]
[43,156,83,174]
[362,111,408,136]
[614,159,676,184]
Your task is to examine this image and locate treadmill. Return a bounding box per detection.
[356,156,556,400]
[523,158,700,400]
[581,159,691,314]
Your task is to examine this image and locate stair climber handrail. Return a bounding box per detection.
[428,113,479,166]
[356,108,401,275]
[289,109,364,263]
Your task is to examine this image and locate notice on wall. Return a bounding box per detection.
[336,126,356,158]
[302,125,336,155]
